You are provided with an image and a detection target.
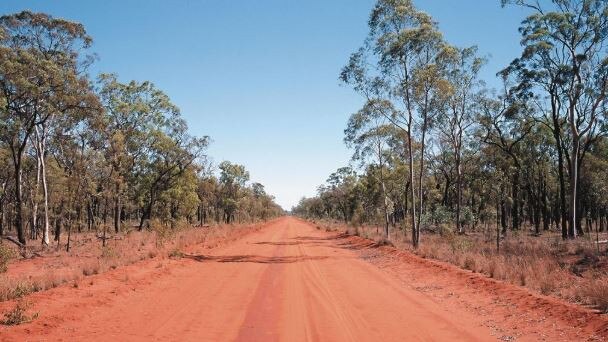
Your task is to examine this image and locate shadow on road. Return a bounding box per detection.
[183,254,330,264]
[293,232,350,241]
[292,233,381,251]
[253,241,302,246]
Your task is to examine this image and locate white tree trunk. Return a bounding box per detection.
[35,125,51,246]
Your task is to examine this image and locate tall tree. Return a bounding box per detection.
[502,0,608,238]
[437,46,485,234]
[341,0,448,247]
[0,11,98,245]
[345,101,394,238]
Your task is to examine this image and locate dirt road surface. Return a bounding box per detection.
[1,217,606,341]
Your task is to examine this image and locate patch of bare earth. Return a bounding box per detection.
[328,226,608,341]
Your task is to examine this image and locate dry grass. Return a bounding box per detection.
[0,219,267,303]
[0,244,14,273]
[317,219,608,313]
[1,300,38,325]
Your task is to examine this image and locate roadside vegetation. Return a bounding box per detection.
[0,221,269,304]
[0,11,283,313]
[294,0,608,312]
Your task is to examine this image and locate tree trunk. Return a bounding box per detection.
[542,174,550,231]
[378,143,389,240]
[14,160,26,245]
[139,192,155,231]
[512,172,520,231]
[496,200,501,253]
[66,211,72,252]
[114,184,121,234]
[456,153,463,234]
[30,154,41,241]
[569,136,579,238]
[0,201,4,237]
[407,132,418,247]
[550,101,569,239]
[500,184,507,235]
[55,199,65,244]
[34,126,51,246]
[417,113,428,235]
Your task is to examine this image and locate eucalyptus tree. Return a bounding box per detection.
[341,0,449,247]
[436,46,486,234]
[502,0,608,238]
[478,83,535,232]
[320,167,359,224]
[0,11,98,245]
[345,101,395,237]
[49,114,95,250]
[98,74,188,233]
[218,161,250,223]
[137,116,208,229]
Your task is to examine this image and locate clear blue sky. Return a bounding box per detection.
[0,1,528,210]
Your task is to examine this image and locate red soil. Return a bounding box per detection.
[0,217,605,341]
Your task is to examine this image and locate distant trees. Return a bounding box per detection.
[0,11,282,248]
[294,0,608,248]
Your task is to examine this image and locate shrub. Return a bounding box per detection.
[151,219,175,248]
[1,300,38,325]
[580,279,608,313]
[463,254,476,271]
[11,282,33,299]
[538,272,557,295]
[0,244,14,273]
[429,206,453,225]
[101,246,118,259]
[168,249,183,259]
[448,235,472,253]
[82,260,100,276]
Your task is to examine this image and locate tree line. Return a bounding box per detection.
[0,11,283,248]
[293,0,608,247]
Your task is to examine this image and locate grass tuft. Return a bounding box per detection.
[1,300,38,325]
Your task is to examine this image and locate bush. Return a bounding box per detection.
[460,206,476,227]
[168,249,183,259]
[101,246,118,259]
[463,254,476,271]
[150,219,175,248]
[425,206,453,225]
[11,282,33,299]
[0,244,14,273]
[1,300,38,325]
[580,279,608,313]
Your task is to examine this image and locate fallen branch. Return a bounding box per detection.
[3,236,25,249]
[96,234,112,240]
[1,237,43,258]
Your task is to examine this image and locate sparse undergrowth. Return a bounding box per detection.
[0,220,268,303]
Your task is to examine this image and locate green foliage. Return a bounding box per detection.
[298,0,608,250]
[460,207,476,227]
[427,206,453,225]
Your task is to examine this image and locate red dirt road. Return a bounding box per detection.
[1,217,606,341]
